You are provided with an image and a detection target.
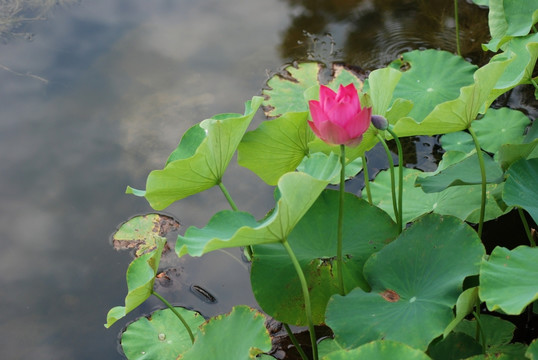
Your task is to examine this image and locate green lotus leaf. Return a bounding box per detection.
[527,339,538,360]
[365,167,506,225]
[472,0,488,5]
[297,152,363,185]
[443,287,479,337]
[179,306,271,360]
[363,66,403,116]
[111,214,179,257]
[416,151,504,193]
[318,338,345,358]
[503,158,538,224]
[440,131,475,154]
[177,164,340,257]
[497,139,538,171]
[105,237,166,328]
[325,214,485,350]
[388,49,477,124]
[392,55,513,137]
[121,307,204,360]
[237,111,313,185]
[483,0,538,51]
[487,33,538,104]
[262,62,363,118]
[321,340,432,360]
[479,245,538,315]
[126,96,263,210]
[427,332,483,360]
[250,190,399,325]
[455,315,516,352]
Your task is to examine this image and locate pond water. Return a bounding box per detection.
[0,0,517,358]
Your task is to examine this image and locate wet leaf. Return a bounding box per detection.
[325,214,485,350]
[177,163,340,257]
[126,96,262,210]
[250,190,399,325]
[503,158,538,224]
[178,306,272,360]
[479,245,538,315]
[262,62,363,118]
[392,55,513,136]
[321,340,432,360]
[121,307,204,360]
[105,238,166,328]
[388,49,477,124]
[112,214,179,257]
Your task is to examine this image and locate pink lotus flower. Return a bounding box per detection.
[308,83,372,147]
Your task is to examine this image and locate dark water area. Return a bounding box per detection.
[0,0,534,359]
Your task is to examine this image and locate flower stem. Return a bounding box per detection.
[283,323,309,360]
[218,181,239,211]
[454,0,461,56]
[218,181,253,258]
[281,238,318,360]
[361,153,373,205]
[387,127,404,233]
[518,207,536,247]
[338,145,346,296]
[377,134,399,229]
[468,127,486,238]
[152,290,195,344]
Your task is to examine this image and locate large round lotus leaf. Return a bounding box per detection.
[121,307,205,360]
[503,158,538,224]
[325,214,485,350]
[262,62,363,118]
[388,49,477,123]
[179,306,272,360]
[479,245,538,315]
[250,190,399,325]
[527,339,538,360]
[321,340,432,360]
[427,332,482,360]
[365,167,506,225]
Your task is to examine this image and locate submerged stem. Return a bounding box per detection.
[152,290,195,344]
[337,145,346,296]
[283,323,309,360]
[468,127,486,238]
[361,153,373,205]
[454,0,461,56]
[387,127,404,233]
[377,134,399,228]
[281,238,318,360]
[518,207,536,247]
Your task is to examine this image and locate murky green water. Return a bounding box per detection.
[0,0,512,358]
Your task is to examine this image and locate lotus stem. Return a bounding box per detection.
[377,134,399,229]
[152,290,195,344]
[337,145,347,296]
[361,153,373,205]
[218,181,239,211]
[283,323,309,360]
[517,207,536,247]
[387,127,404,233]
[454,0,461,56]
[472,310,487,353]
[468,127,486,238]
[281,238,318,360]
[218,181,253,258]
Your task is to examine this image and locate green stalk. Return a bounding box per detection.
[454,0,461,56]
[152,290,195,344]
[472,310,487,353]
[377,134,399,229]
[218,181,253,258]
[283,323,309,360]
[361,153,373,205]
[282,238,318,360]
[218,181,239,211]
[387,127,404,233]
[518,207,536,247]
[468,127,486,238]
[337,145,346,296]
